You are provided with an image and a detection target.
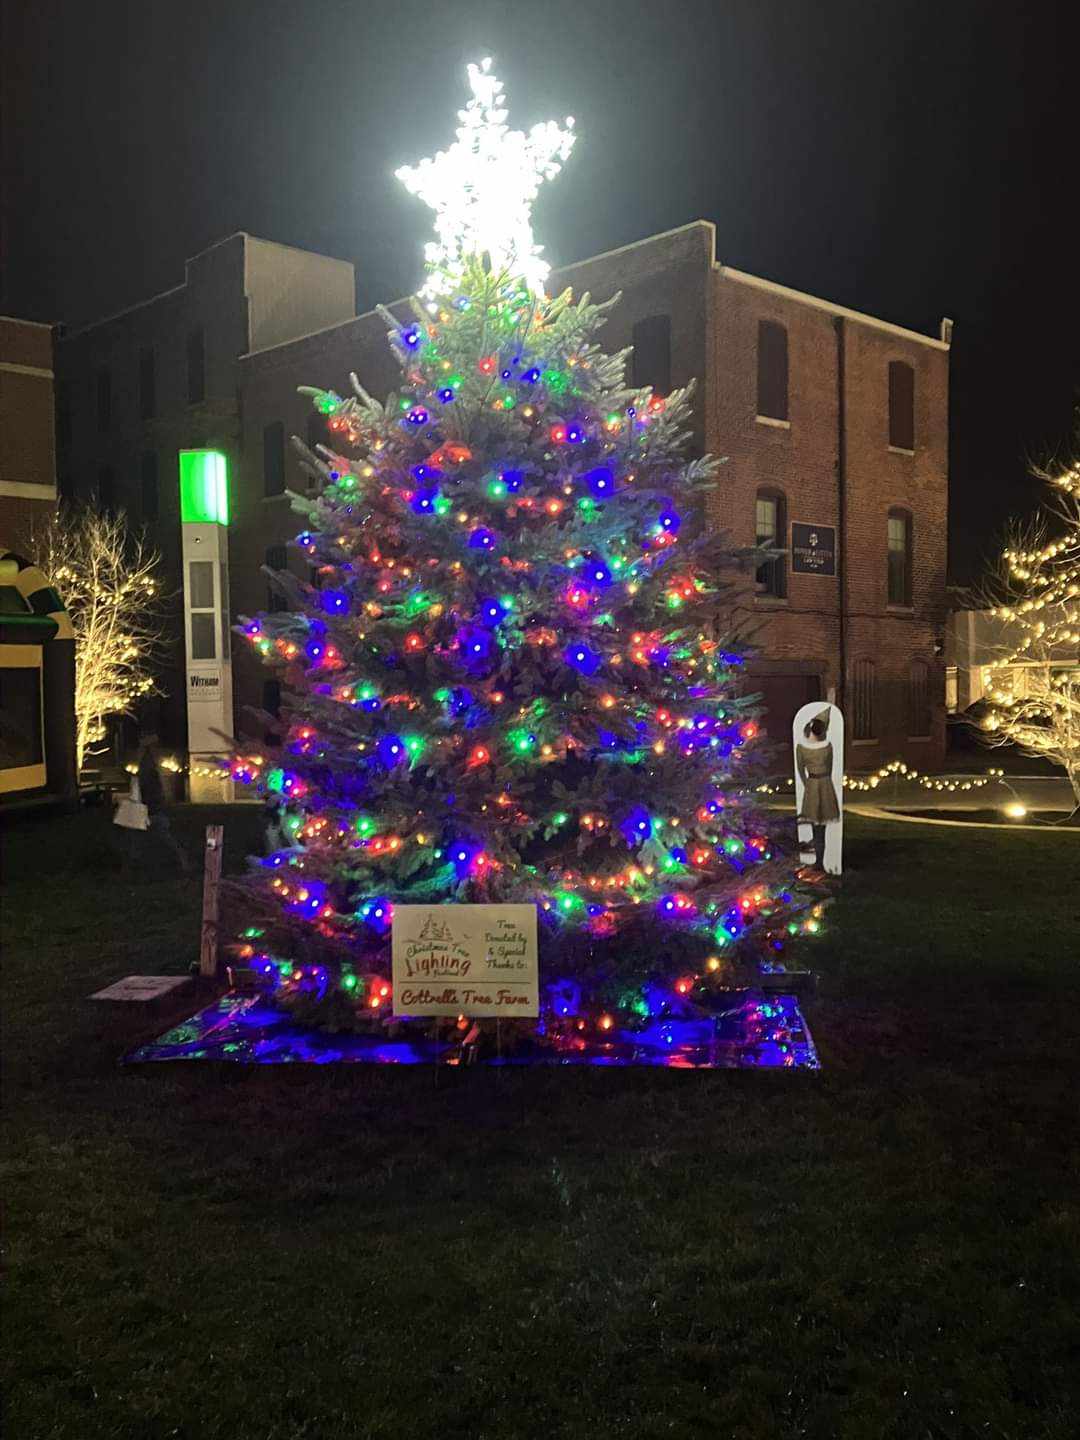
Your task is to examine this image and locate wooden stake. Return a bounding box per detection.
[199,824,224,978]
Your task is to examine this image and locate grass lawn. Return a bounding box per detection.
[4,805,1080,1440]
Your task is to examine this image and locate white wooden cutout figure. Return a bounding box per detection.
[792,701,844,875]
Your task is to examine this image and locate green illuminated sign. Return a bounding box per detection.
[179,450,229,525]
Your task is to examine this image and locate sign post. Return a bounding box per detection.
[199,824,224,978]
[179,450,234,802]
[391,904,538,1018]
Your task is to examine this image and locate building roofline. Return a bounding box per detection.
[60,233,353,342]
[717,265,950,350]
[0,315,55,330]
[59,282,187,339]
[553,220,717,276]
[241,233,353,268]
[240,224,719,364]
[241,295,411,363]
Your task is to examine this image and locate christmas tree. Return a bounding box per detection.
[232,60,819,1039]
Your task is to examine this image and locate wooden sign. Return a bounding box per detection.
[792,701,844,875]
[89,975,192,1009]
[391,904,538,1017]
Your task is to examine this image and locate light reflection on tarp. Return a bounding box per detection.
[125,990,819,1069]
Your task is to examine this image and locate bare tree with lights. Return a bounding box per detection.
[20,506,165,769]
[978,447,1080,806]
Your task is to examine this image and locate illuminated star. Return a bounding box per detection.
[395,58,575,303]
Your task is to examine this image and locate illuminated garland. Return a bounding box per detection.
[756,762,1007,796]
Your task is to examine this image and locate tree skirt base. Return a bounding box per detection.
[124,990,820,1069]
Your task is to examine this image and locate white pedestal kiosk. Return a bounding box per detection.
[179,450,235,803]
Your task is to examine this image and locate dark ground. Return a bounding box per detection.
[4,804,1080,1440]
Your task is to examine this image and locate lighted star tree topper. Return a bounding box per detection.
[395,57,575,304]
[229,59,821,1044]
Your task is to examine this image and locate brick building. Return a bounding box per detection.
[59,221,950,771]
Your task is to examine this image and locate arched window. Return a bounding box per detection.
[187,327,206,405]
[139,346,156,420]
[632,315,671,394]
[888,360,914,450]
[97,465,115,513]
[263,421,285,497]
[756,320,789,422]
[852,659,876,740]
[265,543,288,612]
[755,489,787,598]
[96,366,111,432]
[909,658,931,737]
[140,451,158,521]
[887,507,913,607]
[261,679,282,744]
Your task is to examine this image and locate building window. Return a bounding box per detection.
[755,489,787,598]
[265,543,288,611]
[97,466,115,513]
[264,421,285,497]
[887,508,913,607]
[631,315,671,394]
[96,367,111,432]
[909,658,931,737]
[888,360,915,450]
[187,327,205,404]
[945,665,959,714]
[139,346,156,420]
[261,678,283,743]
[262,678,281,717]
[188,560,216,660]
[140,452,158,521]
[756,320,789,422]
[56,380,71,448]
[852,659,876,740]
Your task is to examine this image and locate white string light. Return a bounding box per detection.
[395,58,575,304]
[755,762,1006,796]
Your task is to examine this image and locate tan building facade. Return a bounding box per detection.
[1,316,58,536]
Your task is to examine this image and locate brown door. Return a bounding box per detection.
[746,673,822,741]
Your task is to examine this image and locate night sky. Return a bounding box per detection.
[3,0,1076,581]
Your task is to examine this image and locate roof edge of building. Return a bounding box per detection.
[553,220,717,277]
[240,295,412,364]
[0,315,55,330]
[717,265,950,350]
[58,282,188,340]
[242,233,354,270]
